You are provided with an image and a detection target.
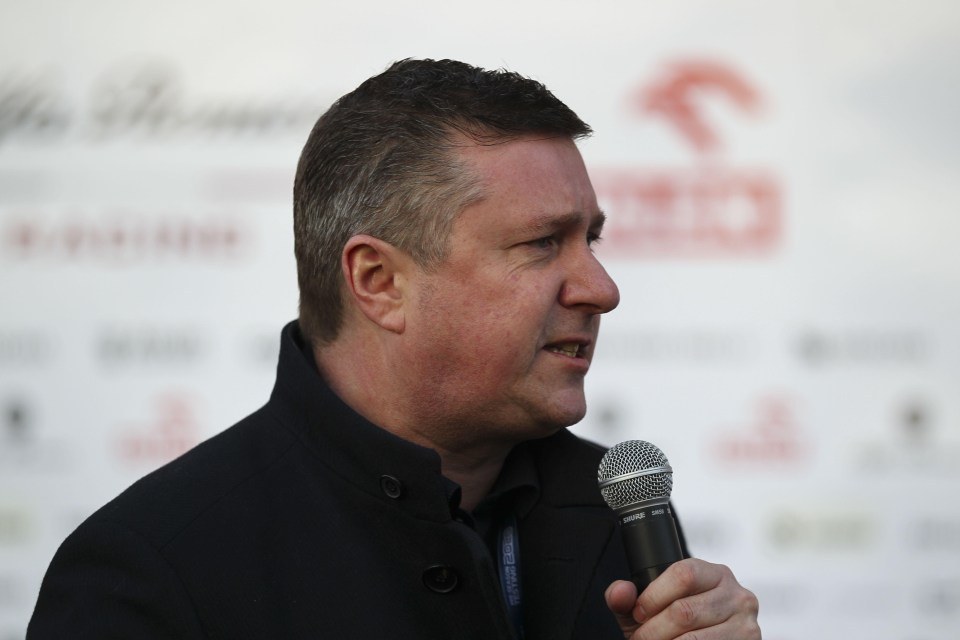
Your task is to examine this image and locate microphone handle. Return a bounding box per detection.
[617,502,684,593]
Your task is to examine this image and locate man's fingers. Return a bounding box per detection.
[605,580,638,613]
[631,587,730,639]
[636,559,721,619]
[604,580,643,637]
[632,559,761,640]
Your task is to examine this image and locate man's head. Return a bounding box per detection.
[293,58,592,345]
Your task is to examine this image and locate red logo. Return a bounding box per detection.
[115,393,201,464]
[711,396,811,465]
[637,60,762,155]
[2,210,250,263]
[594,60,783,257]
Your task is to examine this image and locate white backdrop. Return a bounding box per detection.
[2,1,959,638]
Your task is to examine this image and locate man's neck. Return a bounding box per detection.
[314,337,512,512]
[436,446,510,513]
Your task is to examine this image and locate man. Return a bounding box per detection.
[29,59,760,639]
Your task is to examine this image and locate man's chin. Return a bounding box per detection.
[529,397,588,435]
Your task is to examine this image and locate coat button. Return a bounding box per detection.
[422,565,460,593]
[379,475,403,499]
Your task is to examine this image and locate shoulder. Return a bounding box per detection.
[87,404,298,549]
[27,409,297,639]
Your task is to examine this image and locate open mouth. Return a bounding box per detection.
[546,342,584,358]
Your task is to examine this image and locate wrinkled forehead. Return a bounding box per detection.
[452,133,590,190]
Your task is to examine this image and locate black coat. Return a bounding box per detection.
[28,323,682,639]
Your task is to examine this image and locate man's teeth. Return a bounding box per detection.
[548,344,580,357]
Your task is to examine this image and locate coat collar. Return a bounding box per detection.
[267,321,454,521]
[268,321,614,522]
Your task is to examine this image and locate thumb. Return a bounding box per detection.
[605,580,643,637]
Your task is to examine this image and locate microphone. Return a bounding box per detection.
[597,440,684,593]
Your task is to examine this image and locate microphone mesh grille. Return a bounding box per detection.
[597,440,673,511]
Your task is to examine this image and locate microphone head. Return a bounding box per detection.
[597,440,674,512]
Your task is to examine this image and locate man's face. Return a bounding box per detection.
[402,135,620,448]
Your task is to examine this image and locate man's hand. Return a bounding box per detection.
[604,558,760,640]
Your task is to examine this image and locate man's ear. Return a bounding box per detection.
[341,235,410,334]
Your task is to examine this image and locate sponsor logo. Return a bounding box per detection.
[96,327,202,367]
[767,510,876,552]
[908,517,960,552]
[856,399,960,475]
[243,330,281,368]
[0,506,31,546]
[750,582,812,615]
[0,70,70,144]
[1,397,31,444]
[598,329,753,364]
[711,396,812,465]
[114,392,202,465]
[594,168,781,257]
[0,395,70,472]
[0,331,53,366]
[916,580,960,616]
[1,210,251,262]
[594,59,783,257]
[637,59,762,155]
[0,575,27,610]
[823,582,898,617]
[0,59,324,146]
[579,397,629,442]
[680,516,735,554]
[795,329,927,367]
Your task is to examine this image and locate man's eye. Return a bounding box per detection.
[587,232,603,246]
[529,236,559,250]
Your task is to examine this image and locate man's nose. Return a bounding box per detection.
[559,248,620,314]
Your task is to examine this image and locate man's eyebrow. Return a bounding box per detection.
[522,210,607,234]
